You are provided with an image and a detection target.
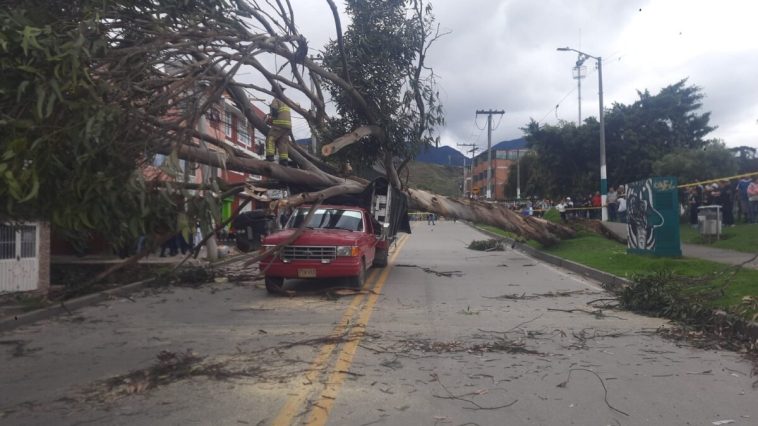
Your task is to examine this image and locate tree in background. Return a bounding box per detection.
[519,79,717,199]
[728,146,758,174]
[652,141,738,184]
[605,79,716,185]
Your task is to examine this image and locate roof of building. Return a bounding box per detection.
[473,137,528,160]
[491,137,527,151]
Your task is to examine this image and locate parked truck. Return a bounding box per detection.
[258,178,410,293]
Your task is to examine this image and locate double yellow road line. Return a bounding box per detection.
[271,233,411,426]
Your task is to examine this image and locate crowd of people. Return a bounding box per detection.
[686,175,758,226]
[501,175,758,226]
[505,185,629,223]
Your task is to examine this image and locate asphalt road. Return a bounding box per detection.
[1,221,755,426]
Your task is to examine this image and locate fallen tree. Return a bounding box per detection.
[2,0,574,275]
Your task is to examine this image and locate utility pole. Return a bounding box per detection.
[516,149,521,200]
[457,143,478,197]
[475,109,504,199]
[558,47,607,220]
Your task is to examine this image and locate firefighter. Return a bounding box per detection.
[265,84,292,166]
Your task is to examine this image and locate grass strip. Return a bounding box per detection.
[679,223,758,254]
[475,224,756,320]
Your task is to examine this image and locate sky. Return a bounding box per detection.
[275,0,758,154]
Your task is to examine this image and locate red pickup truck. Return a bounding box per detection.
[258,178,410,294]
[259,206,386,292]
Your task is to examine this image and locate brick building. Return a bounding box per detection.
[467,138,529,200]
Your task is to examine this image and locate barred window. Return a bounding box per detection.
[0,225,15,260]
[238,118,250,146]
[224,110,233,138]
[20,226,36,258]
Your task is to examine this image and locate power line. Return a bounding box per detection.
[538,86,577,125]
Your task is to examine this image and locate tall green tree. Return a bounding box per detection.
[519,79,717,199]
[605,79,716,184]
[320,0,444,173]
[652,140,738,184]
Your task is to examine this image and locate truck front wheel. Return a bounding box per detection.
[265,276,284,294]
[349,259,366,288]
[372,248,388,267]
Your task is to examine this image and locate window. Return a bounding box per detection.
[153,154,166,166]
[0,225,36,259]
[287,208,364,232]
[20,226,36,258]
[0,225,15,260]
[223,110,232,138]
[238,118,250,147]
[207,108,221,129]
[185,160,196,177]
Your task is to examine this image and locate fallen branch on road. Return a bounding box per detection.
[556,368,629,417]
[547,308,627,320]
[431,373,518,411]
[395,264,464,277]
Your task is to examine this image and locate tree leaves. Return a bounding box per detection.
[517,80,717,198]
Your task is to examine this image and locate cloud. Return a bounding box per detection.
[275,1,758,151]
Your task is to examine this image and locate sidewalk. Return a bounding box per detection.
[603,221,758,270]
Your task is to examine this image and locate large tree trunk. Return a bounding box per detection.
[405,188,574,246]
[170,144,573,246]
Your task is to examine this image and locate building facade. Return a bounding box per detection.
[468,138,529,201]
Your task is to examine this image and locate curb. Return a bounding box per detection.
[467,222,758,342]
[467,223,631,292]
[0,278,155,334]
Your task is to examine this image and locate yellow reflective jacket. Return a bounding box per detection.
[270,98,291,129]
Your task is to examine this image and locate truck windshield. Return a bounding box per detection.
[287,208,363,232]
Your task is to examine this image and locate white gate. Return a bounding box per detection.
[0,224,39,292]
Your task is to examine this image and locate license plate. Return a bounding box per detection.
[298,268,317,278]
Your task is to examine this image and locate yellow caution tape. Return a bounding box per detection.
[677,171,758,189]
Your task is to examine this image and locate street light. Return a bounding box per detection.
[557,46,608,221]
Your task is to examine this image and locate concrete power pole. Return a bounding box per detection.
[475,110,504,199]
[457,143,478,197]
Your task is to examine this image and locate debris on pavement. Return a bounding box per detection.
[395,264,464,277]
[467,239,505,251]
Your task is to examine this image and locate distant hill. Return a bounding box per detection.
[405,161,463,197]
[416,145,466,167]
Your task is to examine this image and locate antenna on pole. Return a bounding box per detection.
[573,55,587,124]
[457,143,478,197]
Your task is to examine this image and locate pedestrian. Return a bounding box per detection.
[718,180,735,226]
[617,193,627,223]
[736,176,751,222]
[556,198,567,222]
[177,212,192,254]
[748,176,758,224]
[565,197,573,219]
[429,213,436,225]
[607,186,618,222]
[688,186,702,227]
[591,191,601,220]
[160,234,178,257]
[265,84,293,166]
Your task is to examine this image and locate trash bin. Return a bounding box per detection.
[697,205,722,240]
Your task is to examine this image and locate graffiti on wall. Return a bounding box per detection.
[626,179,665,251]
